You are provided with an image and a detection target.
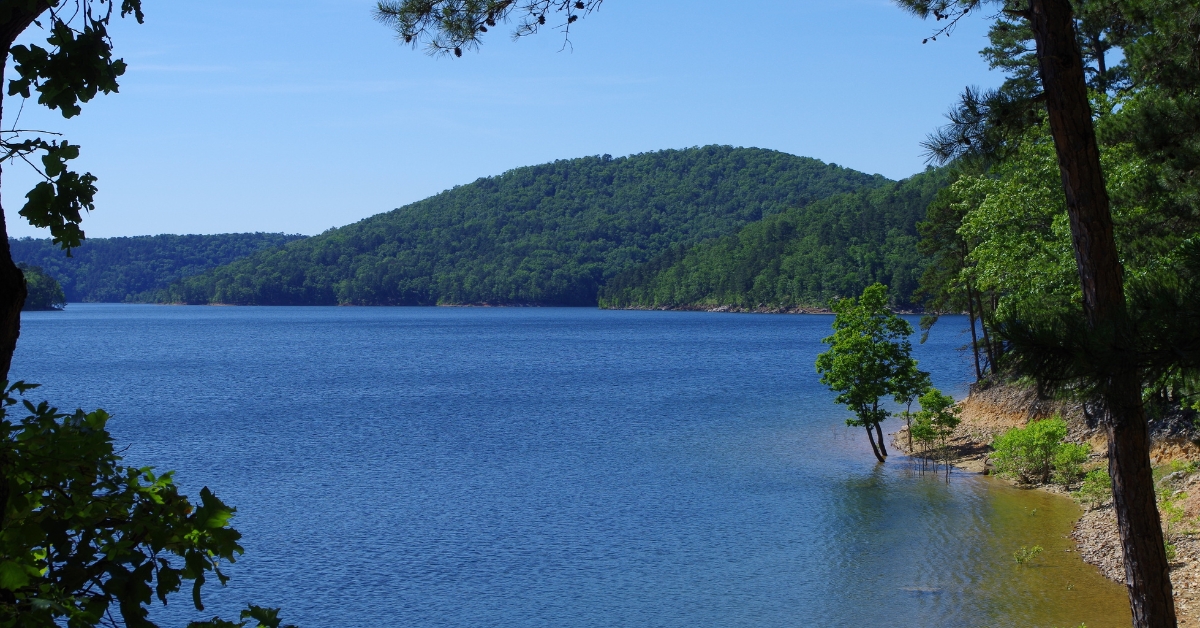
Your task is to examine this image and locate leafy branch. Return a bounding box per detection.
[374,0,603,56]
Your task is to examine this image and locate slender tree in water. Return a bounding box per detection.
[815,283,917,463]
[892,358,932,450]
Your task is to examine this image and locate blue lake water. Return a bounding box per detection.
[11,305,1128,627]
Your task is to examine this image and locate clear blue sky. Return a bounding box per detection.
[3,0,1003,239]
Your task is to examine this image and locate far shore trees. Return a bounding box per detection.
[815,283,921,463]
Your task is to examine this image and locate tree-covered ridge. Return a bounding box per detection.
[598,169,949,310]
[158,146,888,306]
[9,233,306,302]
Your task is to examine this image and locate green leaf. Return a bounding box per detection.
[0,560,30,590]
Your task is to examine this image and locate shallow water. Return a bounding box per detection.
[12,305,1129,627]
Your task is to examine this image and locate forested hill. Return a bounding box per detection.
[9,233,306,302]
[597,168,950,310]
[158,146,889,306]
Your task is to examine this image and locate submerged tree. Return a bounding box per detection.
[892,357,932,450]
[815,283,917,463]
[911,388,961,478]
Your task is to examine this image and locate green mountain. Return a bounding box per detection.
[597,169,950,310]
[9,233,306,302]
[159,146,889,306]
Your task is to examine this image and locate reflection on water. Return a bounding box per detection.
[825,460,1128,627]
[12,306,1128,626]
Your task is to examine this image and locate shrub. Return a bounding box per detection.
[1013,545,1044,564]
[992,417,1078,484]
[1053,442,1091,484]
[1074,468,1112,508]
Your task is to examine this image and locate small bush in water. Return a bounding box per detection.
[991,417,1086,484]
[1013,545,1044,564]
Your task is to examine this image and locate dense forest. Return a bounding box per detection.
[9,233,306,302]
[156,147,888,306]
[17,265,66,311]
[598,169,948,310]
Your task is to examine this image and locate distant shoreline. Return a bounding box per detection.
[76,302,936,316]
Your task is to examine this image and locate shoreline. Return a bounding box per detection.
[891,383,1200,625]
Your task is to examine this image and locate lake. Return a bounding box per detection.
[11,305,1129,627]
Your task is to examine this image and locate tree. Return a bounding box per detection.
[892,357,932,450]
[912,387,960,478]
[16,264,63,311]
[815,283,917,463]
[0,0,147,381]
[0,381,293,627]
[898,1,1178,623]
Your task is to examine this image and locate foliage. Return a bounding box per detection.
[1012,544,1044,565]
[909,388,960,477]
[9,233,306,303]
[158,147,886,306]
[991,417,1086,485]
[0,382,291,627]
[16,265,65,311]
[1075,468,1113,509]
[599,168,948,310]
[1052,442,1091,485]
[375,0,603,57]
[0,0,145,252]
[911,389,960,446]
[815,283,919,462]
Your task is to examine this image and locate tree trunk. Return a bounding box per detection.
[873,421,887,458]
[975,289,996,373]
[1028,1,1175,625]
[864,425,885,463]
[966,291,983,381]
[0,210,23,383]
[905,401,914,450]
[0,53,23,383]
[0,6,55,382]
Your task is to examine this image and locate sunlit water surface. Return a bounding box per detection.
[13,305,1129,627]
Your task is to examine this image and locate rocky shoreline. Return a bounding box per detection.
[600,303,835,314]
[891,382,1200,626]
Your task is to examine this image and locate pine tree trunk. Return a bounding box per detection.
[976,290,996,373]
[966,286,983,381]
[1028,1,1175,625]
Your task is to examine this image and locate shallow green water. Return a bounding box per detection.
[968,477,1130,627]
